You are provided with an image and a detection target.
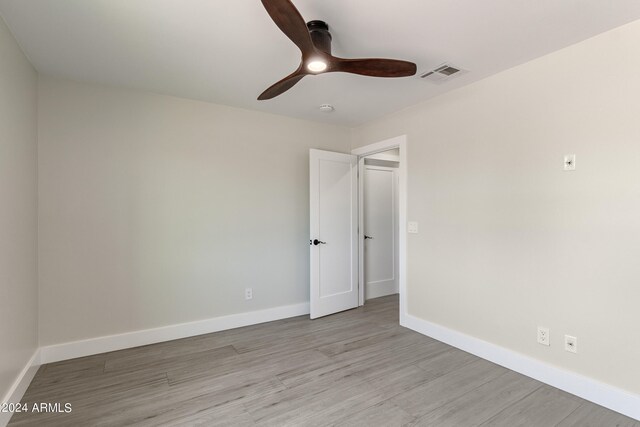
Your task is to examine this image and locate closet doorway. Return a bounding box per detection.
[362,150,400,301]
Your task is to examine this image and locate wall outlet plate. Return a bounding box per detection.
[565,335,577,353]
[537,327,550,346]
[564,154,576,171]
[408,221,419,234]
[245,288,253,300]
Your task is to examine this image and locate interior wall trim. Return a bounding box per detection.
[402,313,640,421]
[39,302,310,364]
[0,349,41,427]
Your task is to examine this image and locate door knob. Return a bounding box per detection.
[312,239,326,246]
[364,235,373,240]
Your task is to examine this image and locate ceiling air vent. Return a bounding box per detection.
[420,63,467,84]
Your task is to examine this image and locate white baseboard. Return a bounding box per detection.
[1,349,41,427]
[366,281,397,300]
[40,302,310,364]
[401,314,640,421]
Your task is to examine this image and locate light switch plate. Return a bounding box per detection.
[408,222,419,234]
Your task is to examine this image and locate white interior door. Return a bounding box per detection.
[364,166,398,299]
[310,149,358,319]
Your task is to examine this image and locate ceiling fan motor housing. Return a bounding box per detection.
[307,20,332,54]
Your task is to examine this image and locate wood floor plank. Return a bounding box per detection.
[91,376,284,426]
[8,295,637,426]
[231,320,396,359]
[478,384,581,427]
[30,356,106,387]
[21,371,169,406]
[166,348,330,387]
[104,343,238,373]
[408,370,542,426]
[556,402,640,427]
[328,401,415,427]
[414,346,478,377]
[241,370,367,424]
[315,327,413,358]
[9,373,170,426]
[151,402,257,427]
[244,377,388,426]
[276,340,447,390]
[390,358,508,418]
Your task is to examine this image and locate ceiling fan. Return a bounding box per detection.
[258,0,417,100]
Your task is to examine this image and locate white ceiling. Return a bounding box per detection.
[1,1,640,126]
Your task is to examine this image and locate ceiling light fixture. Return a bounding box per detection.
[319,104,334,112]
[307,60,327,73]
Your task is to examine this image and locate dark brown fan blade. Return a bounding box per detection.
[258,68,306,100]
[331,57,417,77]
[261,0,315,54]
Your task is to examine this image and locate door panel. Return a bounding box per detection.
[364,166,398,299]
[310,149,358,318]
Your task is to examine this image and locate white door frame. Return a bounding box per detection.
[352,135,407,325]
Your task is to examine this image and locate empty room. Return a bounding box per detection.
[1,0,640,425]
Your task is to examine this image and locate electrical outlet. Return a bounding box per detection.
[245,288,253,300]
[537,327,550,346]
[565,335,577,353]
[564,154,576,171]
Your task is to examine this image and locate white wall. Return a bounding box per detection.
[38,76,351,346]
[0,17,38,401]
[353,20,640,395]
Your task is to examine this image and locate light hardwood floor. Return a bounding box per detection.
[9,295,639,426]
